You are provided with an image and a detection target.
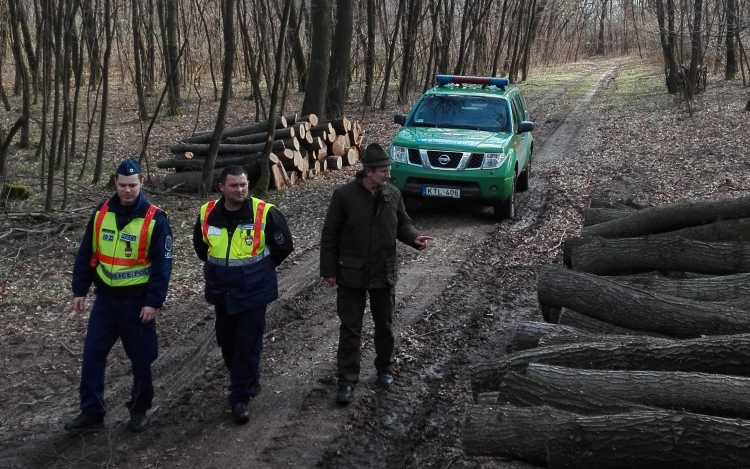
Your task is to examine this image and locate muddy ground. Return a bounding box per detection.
[1,56,749,468]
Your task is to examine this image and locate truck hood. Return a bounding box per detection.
[391,127,511,152]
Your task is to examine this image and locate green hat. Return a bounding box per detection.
[360,143,394,167]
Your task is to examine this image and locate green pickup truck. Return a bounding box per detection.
[387,75,534,219]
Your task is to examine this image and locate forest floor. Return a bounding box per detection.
[1,55,749,468]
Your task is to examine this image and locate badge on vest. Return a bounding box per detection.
[239,224,254,230]
[102,234,114,242]
[120,233,138,242]
[245,235,253,245]
[125,246,132,257]
[207,226,222,236]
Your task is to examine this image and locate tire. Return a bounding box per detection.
[494,173,516,220]
[517,159,531,192]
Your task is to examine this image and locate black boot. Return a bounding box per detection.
[231,402,250,424]
[64,413,104,433]
[129,411,148,432]
[376,372,394,389]
[336,385,354,405]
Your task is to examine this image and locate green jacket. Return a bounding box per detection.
[320,171,420,288]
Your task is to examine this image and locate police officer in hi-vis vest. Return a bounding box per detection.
[66,158,173,434]
[193,165,293,424]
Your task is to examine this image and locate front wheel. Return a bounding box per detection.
[493,174,516,220]
[517,159,531,192]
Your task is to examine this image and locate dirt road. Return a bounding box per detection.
[1,59,622,468]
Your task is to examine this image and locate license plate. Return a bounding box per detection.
[422,186,460,198]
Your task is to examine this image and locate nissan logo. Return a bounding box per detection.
[438,154,450,165]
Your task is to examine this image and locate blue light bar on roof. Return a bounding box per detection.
[436,75,509,87]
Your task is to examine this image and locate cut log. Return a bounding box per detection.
[582,206,637,226]
[286,171,297,186]
[310,122,333,138]
[557,308,670,337]
[156,153,262,171]
[527,363,750,418]
[275,148,295,163]
[581,195,750,239]
[571,236,750,275]
[508,322,582,352]
[317,147,328,160]
[342,147,358,166]
[463,405,750,468]
[651,217,750,242]
[280,151,303,172]
[351,121,363,146]
[280,137,299,151]
[225,127,295,144]
[289,123,306,140]
[329,135,349,157]
[468,333,750,394]
[538,265,750,338]
[185,117,288,143]
[299,113,318,126]
[611,272,750,302]
[307,136,325,152]
[298,151,309,173]
[539,332,673,347]
[495,371,654,414]
[330,116,351,134]
[270,163,286,189]
[169,141,285,155]
[283,113,297,126]
[321,158,328,172]
[162,161,261,193]
[326,156,342,170]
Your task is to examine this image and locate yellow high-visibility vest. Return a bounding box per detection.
[90,201,158,287]
[200,197,273,266]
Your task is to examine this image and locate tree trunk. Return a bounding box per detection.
[538,265,750,338]
[325,0,354,118]
[7,0,31,148]
[164,161,261,193]
[362,0,375,106]
[300,0,330,120]
[686,0,703,101]
[187,117,288,143]
[468,333,750,393]
[164,0,181,115]
[581,195,750,239]
[92,0,113,185]
[226,127,296,144]
[170,141,285,155]
[508,322,581,352]
[495,371,654,414]
[611,272,750,303]
[571,236,750,275]
[463,405,750,468]
[201,0,235,195]
[527,363,750,418]
[132,0,148,120]
[157,153,262,171]
[556,308,670,337]
[725,0,738,79]
[582,206,636,226]
[538,332,672,348]
[287,0,308,92]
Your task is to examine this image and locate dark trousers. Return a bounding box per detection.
[214,302,266,405]
[79,292,158,416]
[336,285,395,386]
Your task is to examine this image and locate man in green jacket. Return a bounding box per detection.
[320,143,432,405]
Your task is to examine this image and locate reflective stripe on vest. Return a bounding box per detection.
[200,198,271,264]
[91,201,158,267]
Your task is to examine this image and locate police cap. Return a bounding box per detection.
[117,158,142,176]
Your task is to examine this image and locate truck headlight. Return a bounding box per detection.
[482,152,507,169]
[391,146,408,163]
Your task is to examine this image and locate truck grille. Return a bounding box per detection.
[408,148,422,165]
[426,151,462,168]
[467,153,484,169]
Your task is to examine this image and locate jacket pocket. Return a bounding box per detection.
[337,255,365,288]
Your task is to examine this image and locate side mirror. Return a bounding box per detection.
[517,121,534,133]
[394,114,406,126]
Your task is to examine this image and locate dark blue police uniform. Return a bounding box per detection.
[70,171,172,425]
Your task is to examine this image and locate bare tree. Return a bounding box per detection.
[201,0,236,195]
[301,0,330,119]
[325,0,354,118]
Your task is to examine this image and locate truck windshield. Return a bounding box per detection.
[407,94,510,133]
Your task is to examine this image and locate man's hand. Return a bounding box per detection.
[72,297,86,313]
[140,306,157,323]
[324,277,336,287]
[414,235,433,250]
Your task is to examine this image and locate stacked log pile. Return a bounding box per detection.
[463,195,750,468]
[158,114,365,192]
